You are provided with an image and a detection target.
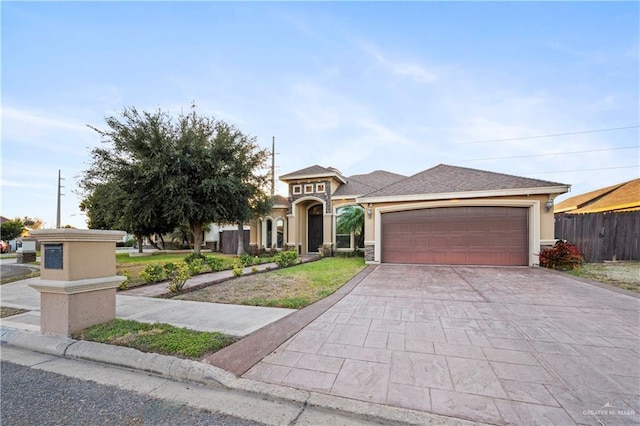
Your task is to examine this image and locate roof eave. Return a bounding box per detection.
[357,185,571,204]
[280,173,347,184]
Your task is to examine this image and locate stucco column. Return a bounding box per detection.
[286,214,297,251]
[29,229,126,336]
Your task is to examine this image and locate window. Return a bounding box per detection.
[292,185,302,195]
[316,183,326,193]
[266,219,273,248]
[304,184,314,194]
[276,218,284,248]
[335,205,365,250]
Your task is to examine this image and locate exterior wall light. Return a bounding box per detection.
[545,198,554,212]
[367,204,373,218]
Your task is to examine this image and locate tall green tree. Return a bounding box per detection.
[80,105,270,254]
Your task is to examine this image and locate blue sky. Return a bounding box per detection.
[2,1,638,229]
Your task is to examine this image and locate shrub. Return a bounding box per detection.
[167,262,192,293]
[118,270,131,290]
[163,262,176,277]
[187,257,204,274]
[539,240,583,271]
[184,252,207,264]
[335,249,364,258]
[140,264,164,283]
[204,256,223,272]
[274,250,299,268]
[232,263,244,276]
[239,252,254,267]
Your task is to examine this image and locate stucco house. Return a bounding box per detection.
[249,164,570,266]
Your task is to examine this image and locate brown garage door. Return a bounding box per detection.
[381,207,528,265]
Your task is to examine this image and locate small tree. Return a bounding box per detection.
[1,218,25,241]
[337,206,365,249]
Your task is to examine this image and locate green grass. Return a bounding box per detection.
[116,252,212,264]
[0,270,40,285]
[0,306,30,318]
[115,252,268,288]
[72,318,237,359]
[567,262,639,293]
[176,257,366,309]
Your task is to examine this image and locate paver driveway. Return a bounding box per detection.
[244,265,640,425]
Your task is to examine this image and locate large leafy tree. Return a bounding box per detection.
[80,105,270,254]
[1,218,25,241]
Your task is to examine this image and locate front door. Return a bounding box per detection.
[307,204,323,253]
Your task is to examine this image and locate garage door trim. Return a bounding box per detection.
[373,199,540,266]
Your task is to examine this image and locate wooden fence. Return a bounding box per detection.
[219,230,250,255]
[554,211,640,262]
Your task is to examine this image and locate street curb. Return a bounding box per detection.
[1,327,482,426]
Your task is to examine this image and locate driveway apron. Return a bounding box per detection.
[244,264,640,425]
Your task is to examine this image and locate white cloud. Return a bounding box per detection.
[357,41,437,84]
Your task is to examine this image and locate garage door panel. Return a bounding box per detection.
[381,207,528,266]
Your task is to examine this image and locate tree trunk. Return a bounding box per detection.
[148,234,161,250]
[136,234,143,254]
[158,234,166,250]
[191,222,203,254]
[237,221,245,255]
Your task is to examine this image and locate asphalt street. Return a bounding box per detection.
[1,361,262,426]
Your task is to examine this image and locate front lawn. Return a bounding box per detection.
[115,252,268,288]
[175,257,366,309]
[72,318,237,360]
[567,261,640,293]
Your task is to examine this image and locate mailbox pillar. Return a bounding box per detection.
[29,229,126,336]
[16,238,37,263]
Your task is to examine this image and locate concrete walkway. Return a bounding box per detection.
[242,265,640,425]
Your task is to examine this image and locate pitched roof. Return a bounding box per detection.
[333,170,406,198]
[555,178,640,213]
[279,165,347,183]
[359,164,569,201]
[272,194,289,208]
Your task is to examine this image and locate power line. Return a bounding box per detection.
[457,125,640,145]
[464,145,638,162]
[525,165,639,174]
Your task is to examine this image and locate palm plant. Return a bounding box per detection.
[336,206,365,248]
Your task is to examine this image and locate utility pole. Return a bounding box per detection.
[271,136,276,196]
[56,170,64,228]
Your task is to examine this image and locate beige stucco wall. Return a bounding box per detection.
[41,242,117,281]
[40,288,117,335]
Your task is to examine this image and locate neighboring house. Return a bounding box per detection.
[249,164,570,266]
[554,178,640,214]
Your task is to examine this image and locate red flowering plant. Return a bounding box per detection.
[538,240,584,271]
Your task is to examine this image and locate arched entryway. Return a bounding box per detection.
[307,204,324,253]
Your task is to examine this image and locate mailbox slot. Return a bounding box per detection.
[44,244,64,270]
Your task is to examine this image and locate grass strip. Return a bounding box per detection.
[72,318,237,359]
[0,306,30,318]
